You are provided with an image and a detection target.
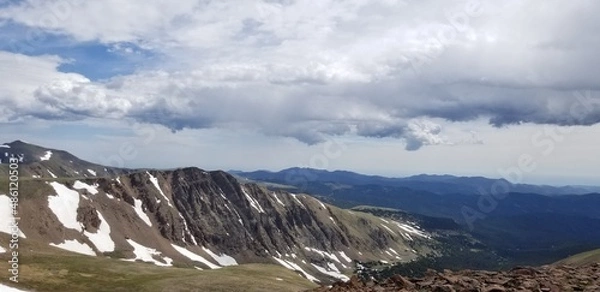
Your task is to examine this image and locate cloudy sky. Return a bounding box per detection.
[1,0,599,185]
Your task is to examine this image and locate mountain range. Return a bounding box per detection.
[0,141,437,291]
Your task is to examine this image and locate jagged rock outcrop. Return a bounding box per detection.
[311,263,600,291]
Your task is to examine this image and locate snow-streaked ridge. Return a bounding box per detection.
[242,187,265,213]
[147,172,174,207]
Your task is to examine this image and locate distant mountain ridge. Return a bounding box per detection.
[233,167,600,196]
[234,167,600,266]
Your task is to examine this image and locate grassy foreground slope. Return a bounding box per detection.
[556,248,600,266]
[0,236,317,292]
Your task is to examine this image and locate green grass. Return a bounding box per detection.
[555,248,600,266]
[0,237,318,292]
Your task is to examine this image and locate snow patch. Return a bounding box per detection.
[83,210,115,252]
[0,244,6,253]
[105,193,115,199]
[395,222,429,238]
[273,257,319,283]
[272,192,285,206]
[50,239,96,256]
[381,224,396,235]
[304,247,341,263]
[48,182,82,232]
[202,247,238,266]
[242,187,265,213]
[291,194,305,207]
[338,251,352,263]
[318,200,326,209]
[171,244,221,269]
[0,195,26,237]
[124,239,172,267]
[132,198,152,227]
[32,175,40,178]
[47,169,57,178]
[40,150,52,161]
[312,263,350,282]
[73,180,99,195]
[87,169,97,176]
[147,172,173,207]
[0,283,29,292]
[179,213,198,245]
[0,144,9,148]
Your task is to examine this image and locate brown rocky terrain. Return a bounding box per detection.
[310,263,600,292]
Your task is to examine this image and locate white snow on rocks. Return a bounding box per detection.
[73,181,99,195]
[338,251,352,263]
[0,144,9,148]
[395,222,429,238]
[39,150,52,161]
[83,210,115,252]
[87,169,97,176]
[132,198,152,227]
[171,244,221,269]
[273,257,319,282]
[242,187,265,213]
[304,247,341,263]
[312,263,350,282]
[0,283,29,291]
[381,224,396,235]
[291,194,305,208]
[0,195,26,238]
[317,200,326,209]
[50,239,96,256]
[124,239,173,267]
[147,172,173,207]
[0,244,6,253]
[48,182,83,232]
[179,213,198,245]
[202,247,238,266]
[47,169,57,178]
[272,192,285,206]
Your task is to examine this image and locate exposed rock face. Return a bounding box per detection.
[311,263,600,292]
[4,161,433,283]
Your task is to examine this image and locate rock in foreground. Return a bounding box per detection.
[311,263,600,292]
